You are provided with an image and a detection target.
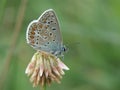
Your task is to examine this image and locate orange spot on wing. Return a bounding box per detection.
[30,35,34,39]
[32,27,36,31]
[43,20,46,23]
[43,18,47,23]
[38,23,43,28]
[34,24,37,28]
[32,24,37,31]
[31,40,35,44]
[45,25,48,29]
[31,31,35,35]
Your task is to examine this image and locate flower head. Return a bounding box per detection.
[25,51,69,87]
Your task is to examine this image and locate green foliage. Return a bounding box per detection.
[0,0,120,90]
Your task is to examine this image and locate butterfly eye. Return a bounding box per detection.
[63,47,66,52]
[62,45,67,52]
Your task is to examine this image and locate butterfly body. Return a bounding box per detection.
[26,9,67,57]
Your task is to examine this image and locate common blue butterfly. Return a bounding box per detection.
[26,9,67,57]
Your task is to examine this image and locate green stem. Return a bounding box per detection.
[41,84,46,90]
[44,84,46,90]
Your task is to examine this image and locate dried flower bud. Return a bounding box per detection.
[25,51,69,87]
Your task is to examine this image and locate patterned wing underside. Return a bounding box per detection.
[26,9,62,52]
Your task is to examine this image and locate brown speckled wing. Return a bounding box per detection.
[26,9,63,53]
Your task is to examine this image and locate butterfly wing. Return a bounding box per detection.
[26,9,63,53]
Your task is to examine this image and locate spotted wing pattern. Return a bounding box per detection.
[26,9,63,53]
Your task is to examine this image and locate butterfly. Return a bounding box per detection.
[26,9,67,57]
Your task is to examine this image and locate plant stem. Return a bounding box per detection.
[0,0,28,89]
[41,84,46,90]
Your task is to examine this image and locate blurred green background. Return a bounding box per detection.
[0,0,120,90]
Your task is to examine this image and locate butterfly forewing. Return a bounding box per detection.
[26,9,63,53]
[38,9,62,43]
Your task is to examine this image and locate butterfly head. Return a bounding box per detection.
[51,45,68,57]
[61,45,68,53]
[58,45,68,58]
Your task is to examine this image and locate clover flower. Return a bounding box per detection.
[25,51,69,87]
